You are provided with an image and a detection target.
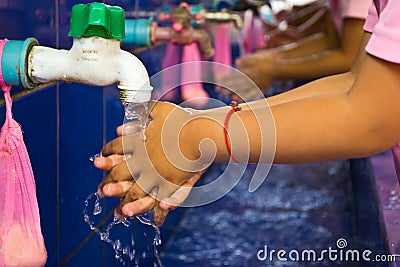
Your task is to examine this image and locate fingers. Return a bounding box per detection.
[93,154,124,171]
[101,137,123,156]
[119,184,158,216]
[159,172,203,211]
[121,195,156,217]
[101,135,136,156]
[119,191,169,226]
[153,201,169,226]
[116,121,142,136]
[102,180,135,197]
[98,160,138,193]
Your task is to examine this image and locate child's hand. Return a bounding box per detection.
[216,71,266,103]
[94,101,209,225]
[214,51,276,102]
[234,50,276,92]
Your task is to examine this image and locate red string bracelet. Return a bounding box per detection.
[224,101,241,163]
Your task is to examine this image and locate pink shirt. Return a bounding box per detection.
[330,0,370,32]
[364,0,400,63]
[364,0,400,183]
[337,0,370,19]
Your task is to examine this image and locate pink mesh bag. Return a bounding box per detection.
[0,39,47,267]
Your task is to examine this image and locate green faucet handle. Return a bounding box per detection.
[68,2,125,40]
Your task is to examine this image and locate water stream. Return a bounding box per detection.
[83,192,163,266]
[84,101,162,266]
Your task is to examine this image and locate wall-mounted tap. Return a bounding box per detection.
[123,3,215,59]
[155,3,243,29]
[124,3,243,29]
[1,2,153,104]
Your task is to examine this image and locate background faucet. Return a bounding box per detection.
[1,2,153,104]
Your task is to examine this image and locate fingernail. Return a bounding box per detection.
[123,206,134,217]
[97,188,104,197]
[161,200,174,211]
[122,125,135,135]
[103,184,116,196]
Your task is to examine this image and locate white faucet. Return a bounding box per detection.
[28,36,152,103]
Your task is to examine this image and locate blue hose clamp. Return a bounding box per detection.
[122,19,153,47]
[190,4,204,15]
[2,38,39,89]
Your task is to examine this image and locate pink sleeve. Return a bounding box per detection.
[366,0,400,63]
[340,0,370,19]
[363,3,378,33]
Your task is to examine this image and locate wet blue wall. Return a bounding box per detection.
[0,0,181,266]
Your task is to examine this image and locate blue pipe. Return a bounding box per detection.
[122,18,153,47]
[1,38,39,89]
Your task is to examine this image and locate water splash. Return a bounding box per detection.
[83,192,163,266]
[89,153,101,162]
[385,189,400,210]
[122,102,149,141]
[84,101,157,265]
[93,195,102,215]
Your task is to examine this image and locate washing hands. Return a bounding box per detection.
[93,101,209,226]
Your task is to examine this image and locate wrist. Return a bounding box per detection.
[180,109,231,164]
[179,113,215,164]
[181,106,253,164]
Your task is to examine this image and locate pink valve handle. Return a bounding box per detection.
[254,18,267,49]
[181,42,209,108]
[155,42,181,101]
[243,9,254,55]
[213,23,232,79]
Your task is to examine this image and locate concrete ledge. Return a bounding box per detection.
[370,151,400,266]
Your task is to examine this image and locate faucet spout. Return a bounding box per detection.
[28,36,152,103]
[202,11,244,29]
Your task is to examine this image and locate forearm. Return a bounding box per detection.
[203,72,355,113]
[273,55,400,163]
[185,55,400,165]
[243,71,355,108]
[272,32,338,60]
[240,32,371,108]
[269,18,365,80]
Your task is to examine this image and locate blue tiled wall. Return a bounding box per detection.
[0,1,182,266]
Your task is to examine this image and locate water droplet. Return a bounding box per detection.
[141,132,147,141]
[123,102,149,142]
[100,233,106,241]
[89,153,101,162]
[328,167,337,176]
[93,197,102,215]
